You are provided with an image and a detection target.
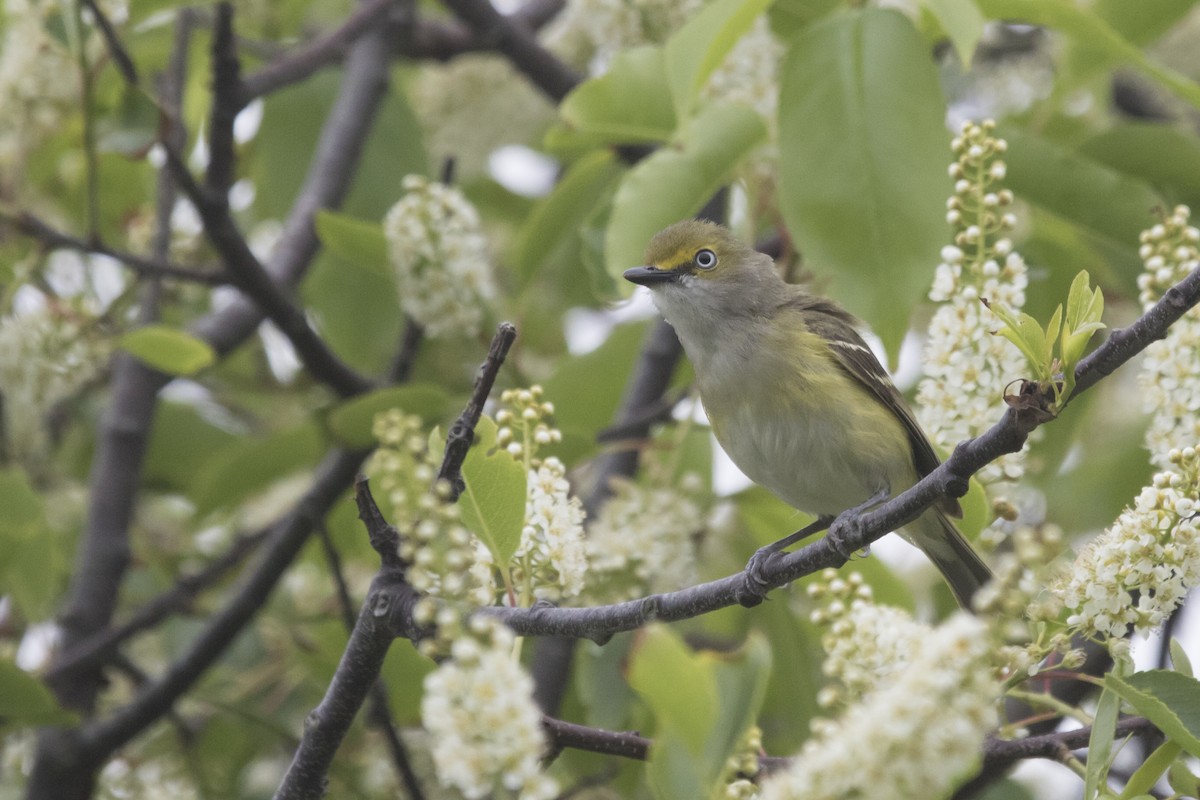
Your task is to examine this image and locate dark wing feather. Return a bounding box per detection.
[785,295,962,517]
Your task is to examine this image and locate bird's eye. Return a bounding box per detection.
[694,248,718,270]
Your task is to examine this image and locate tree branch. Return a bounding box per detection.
[275,326,518,797]
[4,212,228,286]
[164,148,373,398]
[436,321,518,499]
[440,0,581,102]
[75,446,369,763]
[473,260,1200,642]
[205,2,241,197]
[44,528,269,687]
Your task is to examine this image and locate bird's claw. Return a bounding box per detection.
[738,548,779,607]
[826,515,867,562]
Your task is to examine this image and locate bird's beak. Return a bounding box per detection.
[623,266,679,286]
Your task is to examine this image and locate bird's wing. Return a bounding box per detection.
[795,298,962,517]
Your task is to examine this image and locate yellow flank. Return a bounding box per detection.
[700,318,915,516]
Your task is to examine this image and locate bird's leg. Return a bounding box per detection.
[738,515,834,607]
[825,485,892,560]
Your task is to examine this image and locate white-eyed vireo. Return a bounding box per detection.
[624,219,992,607]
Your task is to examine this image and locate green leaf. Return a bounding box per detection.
[120,325,216,376]
[1078,123,1200,208]
[1122,740,1183,799]
[664,0,773,117]
[512,151,625,284]
[920,0,985,66]
[0,468,58,617]
[458,416,527,566]
[987,299,1052,381]
[629,626,771,800]
[326,384,450,448]
[314,210,390,280]
[556,47,676,147]
[0,660,78,727]
[605,102,766,290]
[1171,639,1194,678]
[1106,670,1200,758]
[96,85,160,157]
[193,422,325,514]
[778,8,950,356]
[975,0,1200,110]
[1001,129,1163,258]
[1062,270,1105,368]
[1085,685,1121,799]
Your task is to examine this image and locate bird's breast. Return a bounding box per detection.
[698,330,914,516]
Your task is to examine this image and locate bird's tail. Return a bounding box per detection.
[908,510,993,609]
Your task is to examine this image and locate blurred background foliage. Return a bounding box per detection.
[1,0,1199,797]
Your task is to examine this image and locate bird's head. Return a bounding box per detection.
[623,220,780,337]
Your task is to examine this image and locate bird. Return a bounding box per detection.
[623,218,992,607]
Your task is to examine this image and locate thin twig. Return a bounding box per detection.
[45,529,270,687]
[6,212,228,285]
[436,322,519,499]
[205,2,241,196]
[82,0,139,86]
[466,261,1200,643]
[440,0,581,102]
[164,146,374,398]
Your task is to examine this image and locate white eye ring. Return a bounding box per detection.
[695,249,717,269]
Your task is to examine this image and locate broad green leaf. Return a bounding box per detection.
[778,8,949,356]
[144,401,239,491]
[0,660,78,727]
[1106,670,1200,758]
[513,151,625,284]
[605,103,766,289]
[629,626,719,755]
[0,468,57,617]
[921,0,985,66]
[975,0,1200,110]
[664,0,773,117]
[459,416,527,566]
[96,85,160,157]
[630,626,771,800]
[1171,639,1194,678]
[1085,685,1121,799]
[1078,123,1200,208]
[987,299,1051,380]
[769,0,842,37]
[193,422,325,514]
[1092,0,1198,46]
[120,325,216,376]
[1001,129,1162,258]
[1062,270,1105,368]
[1169,758,1200,798]
[557,47,676,146]
[315,210,390,279]
[1123,740,1183,799]
[326,384,450,448]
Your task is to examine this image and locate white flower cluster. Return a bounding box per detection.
[410,55,555,180]
[367,410,494,606]
[514,456,588,601]
[382,175,495,339]
[760,613,999,800]
[1058,447,1200,640]
[421,615,557,800]
[0,302,108,472]
[806,572,927,703]
[918,119,1029,486]
[584,474,705,604]
[496,386,562,464]
[722,725,762,800]
[1136,205,1200,467]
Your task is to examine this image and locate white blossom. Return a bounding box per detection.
[918,119,1028,486]
[0,302,108,472]
[1057,449,1200,640]
[515,457,588,601]
[421,616,557,799]
[760,613,999,800]
[383,176,495,339]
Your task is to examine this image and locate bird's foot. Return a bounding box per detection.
[738,547,780,607]
[826,513,869,562]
